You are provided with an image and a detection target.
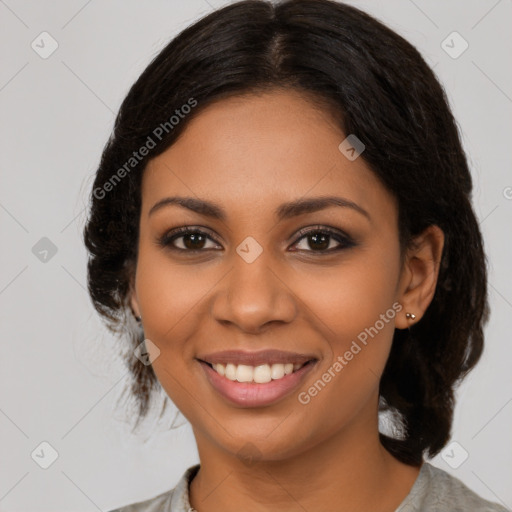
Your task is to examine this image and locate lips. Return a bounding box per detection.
[196,349,319,407]
[198,358,318,407]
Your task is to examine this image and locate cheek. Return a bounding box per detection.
[135,242,212,335]
[293,247,401,394]
[294,245,400,341]
[133,247,217,399]
[291,266,400,442]
[134,252,206,413]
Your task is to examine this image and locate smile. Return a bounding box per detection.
[198,359,317,407]
[207,361,308,383]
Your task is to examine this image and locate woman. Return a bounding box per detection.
[84,0,508,510]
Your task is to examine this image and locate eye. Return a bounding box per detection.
[157,227,220,252]
[291,226,355,253]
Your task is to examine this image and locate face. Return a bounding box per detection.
[130,89,411,463]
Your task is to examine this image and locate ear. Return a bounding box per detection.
[395,225,445,330]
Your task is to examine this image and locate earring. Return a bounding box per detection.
[405,312,416,320]
[134,314,142,322]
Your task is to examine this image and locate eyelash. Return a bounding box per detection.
[156,225,355,255]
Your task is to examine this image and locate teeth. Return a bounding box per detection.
[211,362,305,383]
[270,363,285,380]
[254,364,272,383]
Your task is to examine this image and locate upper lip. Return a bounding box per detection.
[197,349,317,367]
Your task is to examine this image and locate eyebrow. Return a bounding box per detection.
[148,195,370,221]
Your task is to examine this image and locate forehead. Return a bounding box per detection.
[141,89,396,225]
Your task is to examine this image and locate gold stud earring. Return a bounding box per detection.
[405,312,416,320]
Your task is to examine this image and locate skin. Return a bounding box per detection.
[129,89,444,512]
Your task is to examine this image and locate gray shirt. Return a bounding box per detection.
[109,462,509,511]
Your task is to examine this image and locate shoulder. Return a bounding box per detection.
[107,488,174,512]
[396,461,509,512]
[107,464,200,512]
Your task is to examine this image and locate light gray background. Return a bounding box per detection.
[1,0,511,510]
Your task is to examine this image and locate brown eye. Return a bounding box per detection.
[179,232,208,250]
[292,226,355,253]
[158,228,220,252]
[298,232,332,251]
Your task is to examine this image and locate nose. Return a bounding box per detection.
[211,250,297,333]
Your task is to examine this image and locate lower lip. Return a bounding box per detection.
[198,360,317,408]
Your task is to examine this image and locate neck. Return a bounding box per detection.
[188,395,422,512]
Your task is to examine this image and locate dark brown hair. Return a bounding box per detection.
[83,0,489,465]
